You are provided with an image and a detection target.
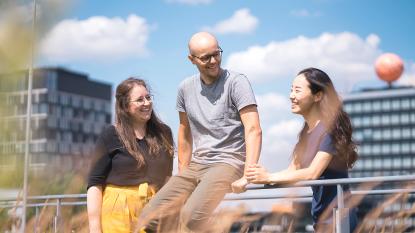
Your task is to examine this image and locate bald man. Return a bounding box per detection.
[138,32,262,232]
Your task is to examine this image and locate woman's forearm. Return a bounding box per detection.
[87,186,103,233]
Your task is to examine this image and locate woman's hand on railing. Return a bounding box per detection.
[246,164,270,184]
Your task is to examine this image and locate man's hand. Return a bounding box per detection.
[231,177,248,193]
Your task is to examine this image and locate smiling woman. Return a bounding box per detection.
[86,77,175,233]
[246,68,359,232]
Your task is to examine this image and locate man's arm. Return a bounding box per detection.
[231,105,262,193]
[178,111,193,173]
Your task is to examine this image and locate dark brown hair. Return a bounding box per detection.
[293,68,358,169]
[115,77,174,167]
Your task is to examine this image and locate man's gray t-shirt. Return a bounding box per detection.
[176,69,257,170]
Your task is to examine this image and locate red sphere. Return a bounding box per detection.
[375,53,404,83]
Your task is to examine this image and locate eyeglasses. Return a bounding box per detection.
[130,94,153,105]
[191,47,223,63]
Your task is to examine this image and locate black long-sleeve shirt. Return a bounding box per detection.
[87,125,173,190]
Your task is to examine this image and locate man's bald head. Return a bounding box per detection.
[188,32,219,55]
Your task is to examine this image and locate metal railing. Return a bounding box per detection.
[1,174,415,233]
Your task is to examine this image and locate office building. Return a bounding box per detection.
[0,67,112,169]
[343,85,415,230]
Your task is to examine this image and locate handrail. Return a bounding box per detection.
[1,174,414,233]
[246,174,415,190]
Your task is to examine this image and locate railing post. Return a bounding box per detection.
[336,184,349,233]
[54,198,61,233]
[34,206,39,233]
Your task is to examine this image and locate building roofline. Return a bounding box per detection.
[344,85,415,101]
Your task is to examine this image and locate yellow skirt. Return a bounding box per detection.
[101,183,156,233]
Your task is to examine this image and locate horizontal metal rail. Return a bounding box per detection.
[246,174,415,190]
[0,174,414,233]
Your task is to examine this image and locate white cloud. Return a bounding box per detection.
[397,62,415,86]
[255,92,303,172]
[166,0,213,5]
[260,119,303,172]
[225,32,383,92]
[40,14,151,61]
[203,8,258,35]
[256,92,291,125]
[290,9,321,17]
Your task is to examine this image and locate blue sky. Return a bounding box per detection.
[5,0,414,210]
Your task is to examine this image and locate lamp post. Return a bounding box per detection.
[21,0,37,232]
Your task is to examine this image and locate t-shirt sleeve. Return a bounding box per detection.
[87,128,112,190]
[176,82,186,112]
[318,133,336,155]
[231,74,257,111]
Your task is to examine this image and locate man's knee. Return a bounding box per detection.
[180,206,209,231]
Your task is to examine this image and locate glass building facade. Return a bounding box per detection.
[343,86,415,229]
[0,67,112,170]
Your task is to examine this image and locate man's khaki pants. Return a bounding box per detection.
[138,161,242,233]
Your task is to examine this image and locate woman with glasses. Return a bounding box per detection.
[244,68,358,232]
[87,77,174,233]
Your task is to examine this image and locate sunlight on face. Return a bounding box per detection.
[128,84,153,124]
[289,74,315,115]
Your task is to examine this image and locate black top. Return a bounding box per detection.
[87,125,173,190]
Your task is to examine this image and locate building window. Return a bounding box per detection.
[363,101,371,112]
[381,144,391,155]
[392,128,400,139]
[391,114,400,125]
[402,157,411,168]
[363,160,372,169]
[362,144,371,155]
[382,129,391,140]
[381,115,390,125]
[382,100,391,111]
[402,143,410,154]
[104,102,112,113]
[373,130,382,140]
[383,158,392,168]
[372,144,381,155]
[372,115,381,126]
[352,117,362,127]
[372,100,381,111]
[39,103,48,114]
[32,104,39,114]
[354,131,363,141]
[72,95,81,107]
[353,102,362,113]
[363,129,373,140]
[48,92,58,103]
[60,93,69,105]
[401,113,410,124]
[83,98,92,109]
[363,116,371,126]
[391,99,400,110]
[47,71,57,90]
[402,128,411,139]
[392,158,401,169]
[373,159,382,169]
[401,98,410,109]
[344,104,352,113]
[391,143,400,154]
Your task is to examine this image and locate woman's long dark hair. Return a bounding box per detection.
[293,68,358,169]
[115,77,174,167]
